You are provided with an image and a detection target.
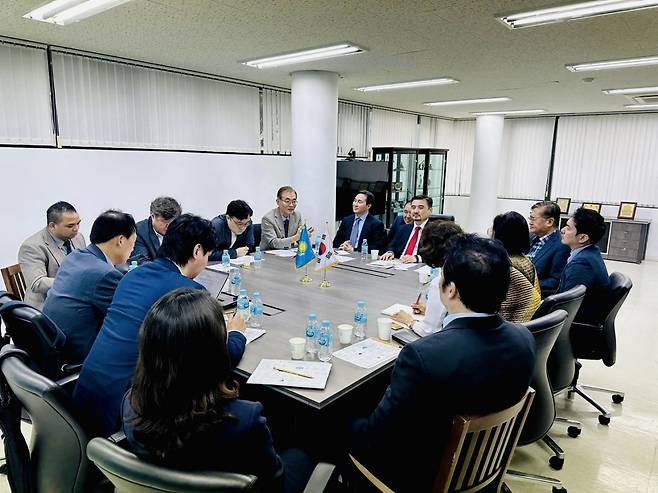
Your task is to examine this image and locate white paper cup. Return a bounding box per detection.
[419,271,430,284]
[377,317,393,341]
[370,249,380,260]
[338,324,354,344]
[289,337,306,359]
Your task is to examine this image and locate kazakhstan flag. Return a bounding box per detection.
[295,225,316,269]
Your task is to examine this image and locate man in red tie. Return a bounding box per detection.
[381,195,433,263]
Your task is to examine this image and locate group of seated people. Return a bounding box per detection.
[11,187,611,492]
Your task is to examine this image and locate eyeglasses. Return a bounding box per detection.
[230,217,252,228]
[279,198,298,205]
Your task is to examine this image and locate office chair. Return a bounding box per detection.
[532,285,586,438]
[350,388,535,493]
[506,311,567,493]
[1,264,26,301]
[428,214,455,223]
[568,272,632,425]
[88,437,337,493]
[253,223,262,249]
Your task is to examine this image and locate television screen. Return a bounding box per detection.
[336,160,388,220]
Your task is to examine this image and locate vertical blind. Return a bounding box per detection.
[444,120,475,195]
[418,116,452,149]
[262,89,291,154]
[370,109,418,148]
[0,42,53,145]
[337,102,369,157]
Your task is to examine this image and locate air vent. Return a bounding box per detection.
[633,95,658,104]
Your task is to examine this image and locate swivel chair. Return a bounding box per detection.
[428,214,455,223]
[253,223,262,249]
[568,272,632,425]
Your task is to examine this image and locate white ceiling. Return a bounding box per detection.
[2,0,658,118]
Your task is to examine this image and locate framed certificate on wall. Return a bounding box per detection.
[555,197,571,214]
[617,201,637,220]
[582,202,602,213]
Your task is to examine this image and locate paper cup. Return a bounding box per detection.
[338,324,354,344]
[370,249,380,260]
[289,337,306,359]
[377,317,393,341]
[418,271,430,284]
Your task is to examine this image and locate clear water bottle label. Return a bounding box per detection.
[306,326,316,338]
[250,304,263,316]
[354,312,367,324]
[318,333,331,347]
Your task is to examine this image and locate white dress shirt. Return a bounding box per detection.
[402,219,429,259]
[411,274,446,336]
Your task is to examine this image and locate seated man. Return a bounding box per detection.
[350,234,536,493]
[332,190,385,253]
[385,199,412,248]
[129,196,181,264]
[380,195,433,263]
[528,201,570,295]
[43,210,136,364]
[73,214,247,436]
[260,186,314,251]
[209,200,255,260]
[558,207,610,325]
[19,201,86,309]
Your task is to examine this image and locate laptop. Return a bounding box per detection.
[194,268,237,309]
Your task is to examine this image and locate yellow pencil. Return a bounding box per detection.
[274,367,313,379]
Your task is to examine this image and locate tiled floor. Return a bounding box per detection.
[1,259,656,492]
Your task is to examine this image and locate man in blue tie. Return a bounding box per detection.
[332,190,386,253]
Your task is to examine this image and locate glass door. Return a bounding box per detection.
[390,151,416,224]
[415,153,426,196]
[426,152,446,213]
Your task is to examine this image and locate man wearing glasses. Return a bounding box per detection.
[209,200,255,260]
[260,186,314,251]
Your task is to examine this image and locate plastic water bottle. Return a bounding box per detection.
[249,292,263,328]
[254,246,263,270]
[237,289,250,321]
[426,267,440,302]
[229,267,241,295]
[317,320,333,362]
[305,313,319,355]
[221,250,230,271]
[361,239,369,262]
[128,260,138,271]
[354,300,367,340]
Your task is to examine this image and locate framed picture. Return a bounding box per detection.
[582,202,602,213]
[555,197,571,215]
[617,201,637,220]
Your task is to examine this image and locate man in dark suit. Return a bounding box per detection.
[350,234,536,493]
[385,199,412,249]
[209,200,255,261]
[129,197,181,264]
[558,207,610,325]
[528,201,570,295]
[332,190,386,252]
[73,214,247,436]
[43,210,136,364]
[381,194,433,263]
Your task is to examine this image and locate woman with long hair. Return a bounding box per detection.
[122,288,313,492]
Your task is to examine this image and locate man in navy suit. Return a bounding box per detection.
[385,199,412,248]
[209,200,255,260]
[333,190,386,252]
[558,207,610,325]
[528,201,570,295]
[129,197,181,264]
[350,234,535,492]
[74,214,247,436]
[381,194,433,263]
[43,210,136,364]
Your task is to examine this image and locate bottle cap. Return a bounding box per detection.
[308,313,317,319]
[252,292,260,297]
[357,300,365,307]
[322,320,330,326]
[239,289,247,295]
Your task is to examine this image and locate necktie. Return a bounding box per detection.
[404,226,421,256]
[350,217,361,247]
[63,240,72,255]
[283,217,289,237]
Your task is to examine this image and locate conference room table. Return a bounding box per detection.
[227,252,423,411]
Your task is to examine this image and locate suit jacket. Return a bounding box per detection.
[385,215,406,251]
[18,227,86,309]
[530,230,570,291]
[350,314,536,493]
[332,214,385,251]
[385,222,415,258]
[209,214,255,261]
[558,245,610,325]
[42,244,123,364]
[122,396,284,489]
[260,209,303,251]
[73,257,247,436]
[129,217,160,264]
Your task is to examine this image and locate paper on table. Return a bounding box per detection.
[381,303,425,321]
[264,250,297,257]
[415,265,432,275]
[335,256,356,263]
[230,256,254,266]
[393,262,417,270]
[207,263,230,273]
[334,250,351,256]
[332,338,401,369]
[244,328,266,345]
[247,359,332,389]
[368,260,396,269]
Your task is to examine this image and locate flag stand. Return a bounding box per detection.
[300,265,312,284]
[319,269,331,288]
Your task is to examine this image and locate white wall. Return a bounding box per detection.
[444,195,658,261]
[0,147,293,273]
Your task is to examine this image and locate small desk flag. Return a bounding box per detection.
[295,225,316,269]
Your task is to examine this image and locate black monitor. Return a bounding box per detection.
[336,160,388,220]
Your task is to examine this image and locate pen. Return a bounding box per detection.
[274,367,313,379]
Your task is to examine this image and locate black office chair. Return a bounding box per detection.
[0,291,19,347]
[0,345,103,493]
[253,223,262,249]
[506,310,567,493]
[568,272,632,425]
[428,214,455,223]
[88,437,337,493]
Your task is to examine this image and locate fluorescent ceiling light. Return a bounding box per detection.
[355,78,459,92]
[624,103,658,109]
[602,85,658,94]
[566,55,658,71]
[499,0,658,29]
[23,0,131,25]
[242,44,364,69]
[425,97,510,106]
[471,109,546,116]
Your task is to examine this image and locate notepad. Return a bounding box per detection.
[230,256,254,266]
[264,250,297,257]
[247,359,332,389]
[368,260,396,269]
[332,338,401,369]
[244,329,266,345]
